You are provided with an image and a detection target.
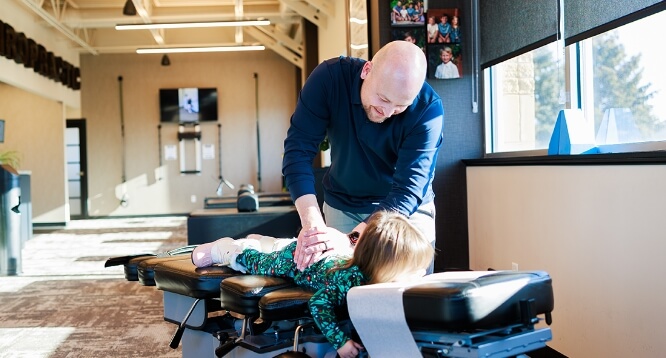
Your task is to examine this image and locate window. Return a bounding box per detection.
[484,8,666,155]
[484,42,565,153]
[588,12,666,147]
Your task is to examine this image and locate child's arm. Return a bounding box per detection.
[337,339,364,358]
[308,268,365,352]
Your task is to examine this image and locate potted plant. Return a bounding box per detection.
[0,150,21,174]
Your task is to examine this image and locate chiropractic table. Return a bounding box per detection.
[106,249,554,358]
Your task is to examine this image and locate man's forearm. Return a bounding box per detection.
[294,194,326,229]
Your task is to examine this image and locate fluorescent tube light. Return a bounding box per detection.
[116,20,270,30]
[136,45,266,54]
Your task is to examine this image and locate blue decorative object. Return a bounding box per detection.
[548,109,598,155]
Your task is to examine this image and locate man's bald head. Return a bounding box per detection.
[371,41,427,97]
[359,41,427,123]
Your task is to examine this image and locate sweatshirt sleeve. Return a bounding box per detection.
[282,61,332,202]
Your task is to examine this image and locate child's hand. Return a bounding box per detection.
[337,339,364,358]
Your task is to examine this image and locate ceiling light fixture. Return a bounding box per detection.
[116,20,270,31]
[122,0,137,16]
[136,45,266,54]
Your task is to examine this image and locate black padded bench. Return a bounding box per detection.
[348,270,554,358]
[152,259,332,357]
[104,245,197,282]
[107,252,555,358]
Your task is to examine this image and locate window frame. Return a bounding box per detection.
[483,9,666,158]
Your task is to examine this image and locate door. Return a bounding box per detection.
[65,119,88,219]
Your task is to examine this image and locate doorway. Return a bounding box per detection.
[65,119,88,219]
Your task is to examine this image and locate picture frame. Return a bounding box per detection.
[390,1,425,26]
[425,8,463,79]
[427,43,462,80]
[391,27,426,52]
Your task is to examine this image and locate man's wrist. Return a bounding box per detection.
[294,194,326,229]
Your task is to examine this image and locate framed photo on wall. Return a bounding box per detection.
[391,27,426,52]
[390,1,427,53]
[390,1,425,25]
[427,43,462,79]
[426,8,463,79]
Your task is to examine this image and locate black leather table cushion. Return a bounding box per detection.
[154,259,240,299]
[258,288,349,323]
[123,255,156,281]
[137,255,192,286]
[220,275,296,317]
[259,287,313,321]
[108,246,196,282]
[403,271,554,331]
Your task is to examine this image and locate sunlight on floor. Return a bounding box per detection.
[19,230,173,277]
[0,327,75,358]
[0,216,188,357]
[7,216,188,278]
[0,275,123,293]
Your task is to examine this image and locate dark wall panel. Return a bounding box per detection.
[373,0,484,271]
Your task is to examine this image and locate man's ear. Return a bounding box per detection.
[360,61,372,80]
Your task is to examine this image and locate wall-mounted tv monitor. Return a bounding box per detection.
[159,87,218,123]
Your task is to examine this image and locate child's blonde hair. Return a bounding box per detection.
[339,211,434,284]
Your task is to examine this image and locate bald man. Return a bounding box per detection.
[282,41,444,272]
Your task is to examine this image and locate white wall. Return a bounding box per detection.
[0,84,68,223]
[318,0,349,62]
[467,165,666,357]
[81,51,296,216]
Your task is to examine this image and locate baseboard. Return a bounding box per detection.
[33,222,67,229]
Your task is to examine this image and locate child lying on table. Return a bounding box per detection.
[191,210,434,358]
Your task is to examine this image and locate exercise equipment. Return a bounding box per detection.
[117,76,129,207]
[186,206,300,245]
[216,123,235,196]
[253,73,262,192]
[203,193,292,210]
[158,124,163,170]
[237,184,259,212]
[178,123,202,174]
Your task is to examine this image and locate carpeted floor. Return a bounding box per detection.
[0,216,188,358]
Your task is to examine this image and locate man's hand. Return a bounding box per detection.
[295,226,351,271]
[294,226,324,271]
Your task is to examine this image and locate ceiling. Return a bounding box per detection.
[15,0,336,68]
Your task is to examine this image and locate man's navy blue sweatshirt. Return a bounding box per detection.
[282,56,444,217]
